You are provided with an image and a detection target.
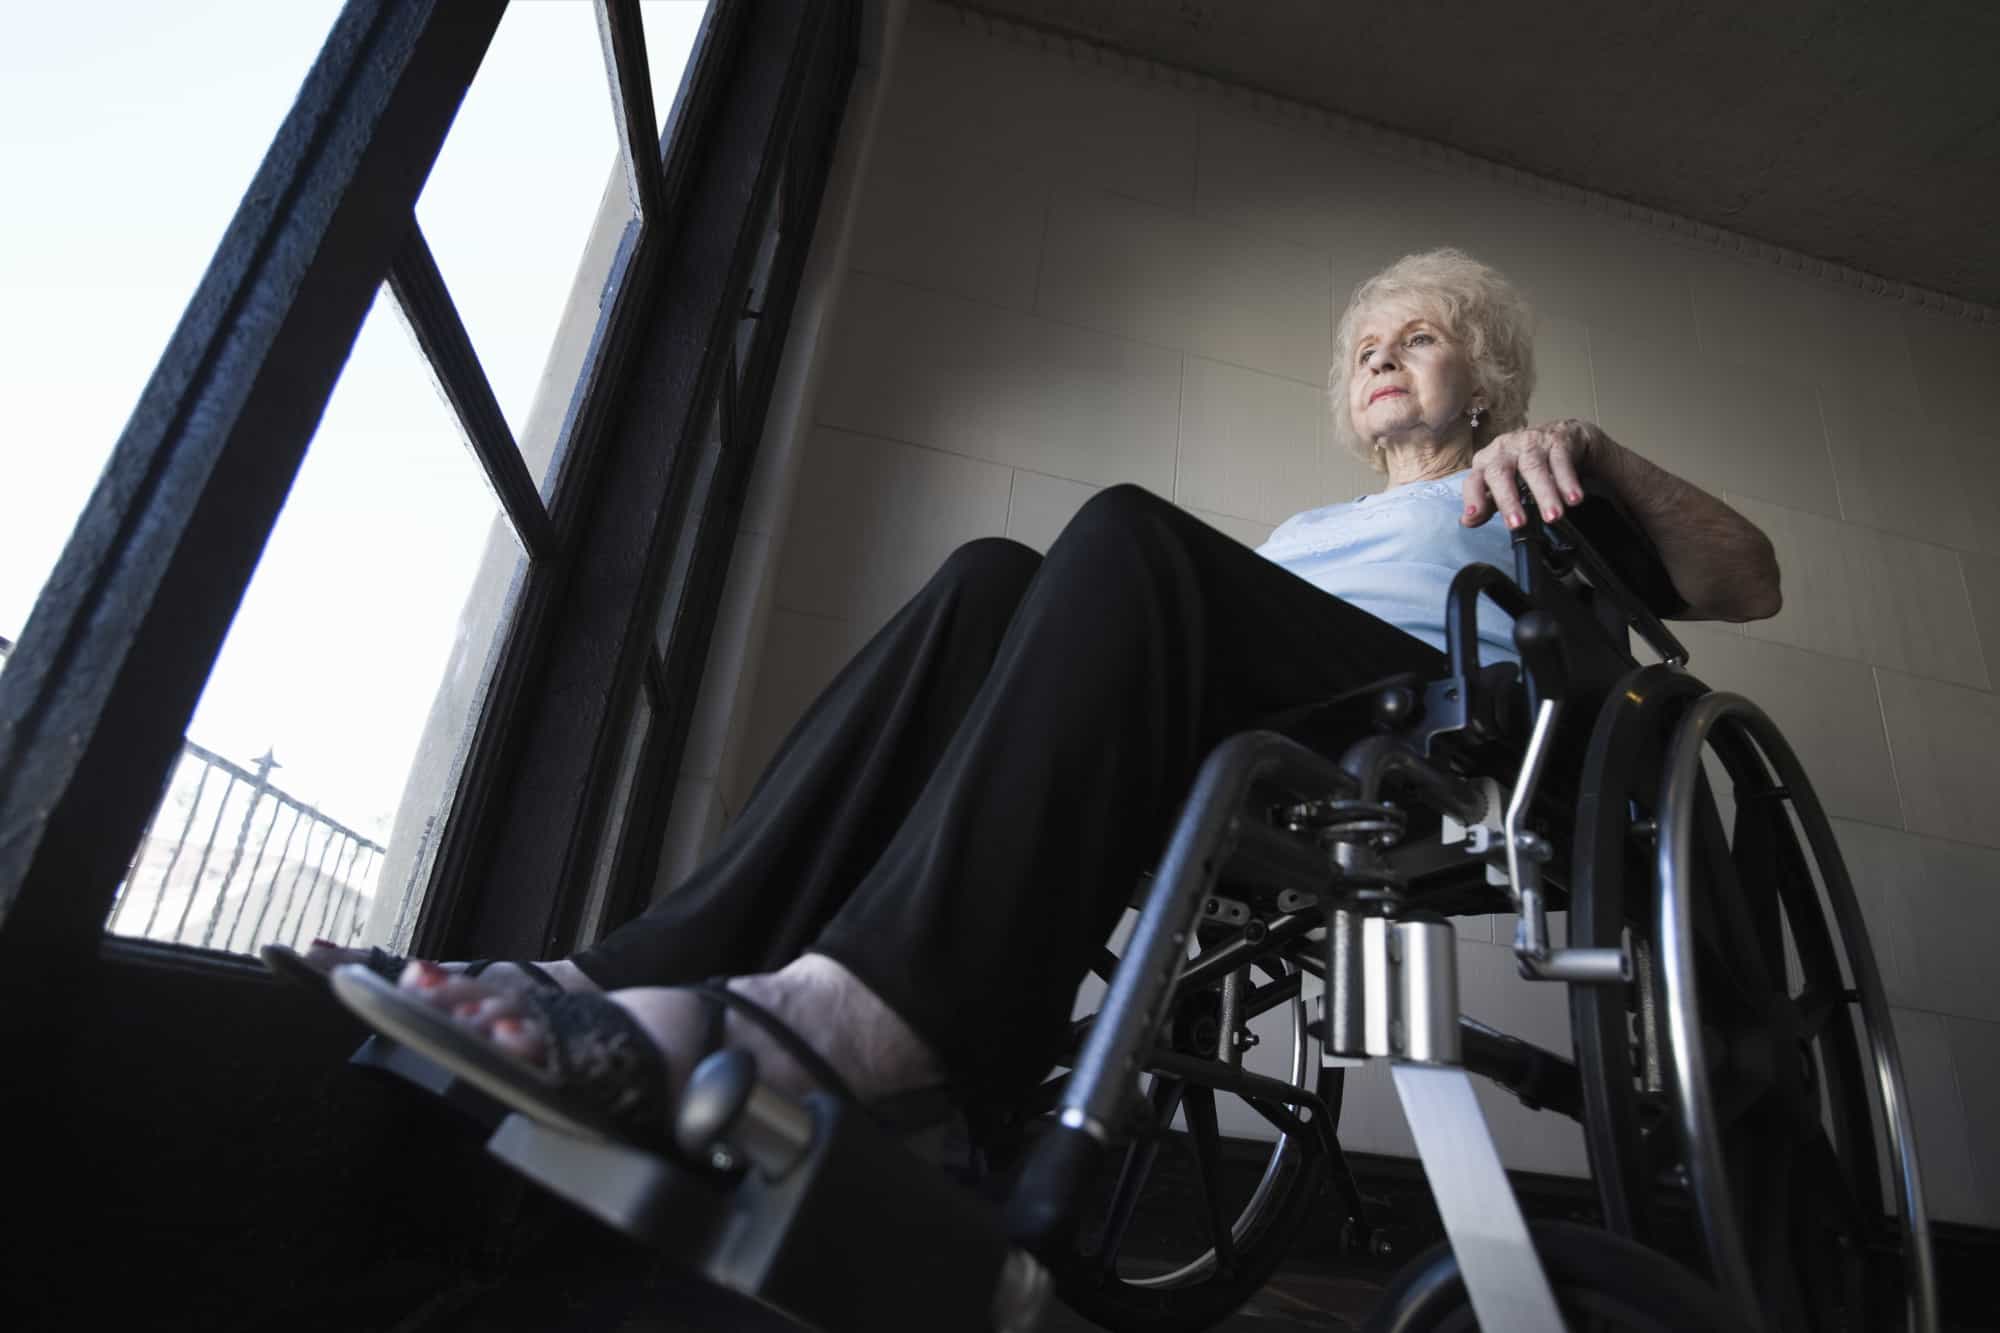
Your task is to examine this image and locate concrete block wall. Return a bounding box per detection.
[673,2,2000,1222]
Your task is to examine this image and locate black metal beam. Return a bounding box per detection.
[596,0,667,220]
[435,0,852,962]
[362,0,747,965]
[0,0,505,994]
[601,0,856,935]
[387,222,556,561]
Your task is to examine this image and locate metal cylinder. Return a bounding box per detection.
[677,1049,815,1178]
[1395,919,1460,1065]
[1362,915,1394,1057]
[1324,907,1366,1058]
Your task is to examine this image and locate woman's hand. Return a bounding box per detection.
[1460,418,1619,530]
[1459,418,1782,622]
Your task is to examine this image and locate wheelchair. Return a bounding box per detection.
[372,488,1938,1332]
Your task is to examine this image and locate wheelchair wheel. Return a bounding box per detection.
[1360,1220,1755,1333]
[1570,667,1937,1331]
[1002,953,1344,1333]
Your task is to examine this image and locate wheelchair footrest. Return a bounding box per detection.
[349,1034,505,1129]
[487,1114,733,1254]
[486,1098,1048,1333]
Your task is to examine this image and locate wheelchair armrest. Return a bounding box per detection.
[1541,484,1689,664]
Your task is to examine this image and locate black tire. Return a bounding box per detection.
[1569,667,1911,1331]
[1361,1220,1756,1333]
[990,954,1351,1333]
[1046,1073,1335,1333]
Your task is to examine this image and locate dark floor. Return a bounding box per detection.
[605,1262,1389,1332]
[1039,1266,1388,1331]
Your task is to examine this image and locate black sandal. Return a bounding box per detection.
[328,967,858,1151]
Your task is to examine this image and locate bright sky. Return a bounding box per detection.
[1,0,706,834]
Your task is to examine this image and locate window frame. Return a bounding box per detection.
[0,0,858,990]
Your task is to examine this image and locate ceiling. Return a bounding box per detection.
[966,0,2000,310]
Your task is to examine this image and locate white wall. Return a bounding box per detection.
[669,2,2000,1222]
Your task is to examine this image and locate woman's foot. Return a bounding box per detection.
[395,951,944,1107]
[301,939,598,995]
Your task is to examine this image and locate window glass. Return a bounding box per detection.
[0,0,344,663]
[105,289,526,956]
[642,0,711,134]
[416,2,633,496]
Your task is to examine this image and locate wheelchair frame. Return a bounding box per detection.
[409,499,1940,1333]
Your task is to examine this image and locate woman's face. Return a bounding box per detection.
[1346,299,1479,451]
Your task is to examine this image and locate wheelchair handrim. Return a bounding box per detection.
[1656,691,1938,1332]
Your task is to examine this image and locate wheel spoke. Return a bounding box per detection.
[1245,1094,1308,1141]
[1095,1076,1184,1273]
[1182,1084,1238,1276]
[1729,791,1792,985]
[1795,1122,1867,1228]
[1690,796,1778,1004]
[1712,1071,1765,1130]
[1244,970,1302,1020]
[1748,1130,1806,1330]
[1792,985,1846,1041]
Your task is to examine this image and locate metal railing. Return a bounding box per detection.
[104,741,386,955]
[5,632,387,958]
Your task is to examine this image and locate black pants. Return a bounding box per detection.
[573,485,1443,1101]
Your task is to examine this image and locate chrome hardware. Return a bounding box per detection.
[1057,1105,1109,1143]
[1489,699,1632,985]
[990,1249,1053,1333]
[1277,797,1406,847]
[1200,893,1250,927]
[1217,968,1248,1067]
[1366,917,1461,1065]
[677,1050,815,1180]
[1274,888,1318,914]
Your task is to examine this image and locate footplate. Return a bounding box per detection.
[349,1034,505,1128]
[486,1091,1048,1333]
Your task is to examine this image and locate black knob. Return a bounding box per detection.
[1373,685,1417,729]
[677,1048,756,1157]
[1513,610,1566,701]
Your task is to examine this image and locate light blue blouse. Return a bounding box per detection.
[1255,469,1522,662]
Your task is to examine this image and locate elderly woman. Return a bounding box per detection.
[295,248,1780,1139]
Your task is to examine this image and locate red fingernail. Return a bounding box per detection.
[1567,490,1583,504]
[1507,513,1523,529]
[494,1018,524,1038]
[412,961,447,988]
[310,938,336,949]
[454,1001,482,1019]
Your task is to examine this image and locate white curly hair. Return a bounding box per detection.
[1329,248,1537,473]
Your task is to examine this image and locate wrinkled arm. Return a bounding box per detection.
[1461,419,1782,622]
[1593,439,1782,622]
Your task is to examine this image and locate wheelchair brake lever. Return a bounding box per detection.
[1493,612,1631,986]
